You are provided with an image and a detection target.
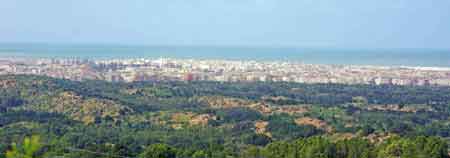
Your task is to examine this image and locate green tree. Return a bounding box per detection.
[192,150,207,158]
[241,146,262,158]
[139,144,177,158]
[261,141,291,158]
[352,96,368,107]
[335,138,373,158]
[298,137,335,158]
[6,135,42,158]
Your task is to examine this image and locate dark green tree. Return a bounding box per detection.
[139,144,177,158]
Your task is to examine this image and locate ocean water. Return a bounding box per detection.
[0,43,449,67]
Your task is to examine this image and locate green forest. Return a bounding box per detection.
[1,75,450,158]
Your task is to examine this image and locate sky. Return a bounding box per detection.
[1,0,450,49]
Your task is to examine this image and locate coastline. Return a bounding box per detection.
[1,43,450,67]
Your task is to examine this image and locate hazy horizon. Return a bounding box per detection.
[1,1,450,49]
[1,42,450,51]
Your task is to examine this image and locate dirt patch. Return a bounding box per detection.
[365,133,396,144]
[254,121,272,138]
[190,114,217,126]
[274,106,308,115]
[295,117,334,133]
[171,112,216,127]
[0,79,17,88]
[197,96,254,109]
[197,96,273,114]
[367,104,434,113]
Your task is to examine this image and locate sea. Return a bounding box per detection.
[0,43,449,67]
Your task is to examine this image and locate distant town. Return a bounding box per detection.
[1,57,450,86]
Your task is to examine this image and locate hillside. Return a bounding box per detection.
[1,75,450,157]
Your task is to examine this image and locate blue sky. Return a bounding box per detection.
[1,0,450,49]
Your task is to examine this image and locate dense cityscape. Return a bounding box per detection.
[1,57,450,86]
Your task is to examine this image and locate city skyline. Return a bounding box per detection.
[2,57,450,86]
